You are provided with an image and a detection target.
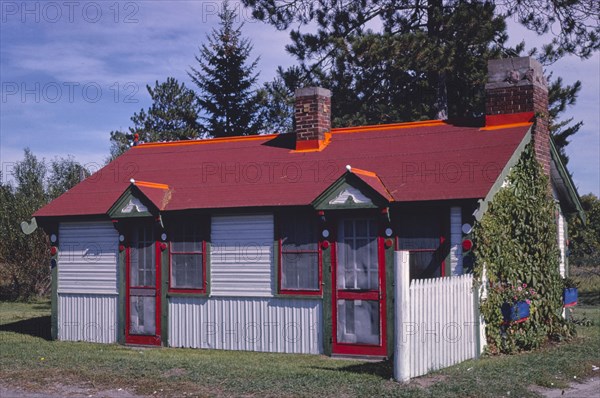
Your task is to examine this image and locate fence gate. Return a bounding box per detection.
[394,251,484,382]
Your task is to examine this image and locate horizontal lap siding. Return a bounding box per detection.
[58,222,119,295]
[450,207,463,275]
[210,214,274,297]
[57,293,117,343]
[169,297,322,354]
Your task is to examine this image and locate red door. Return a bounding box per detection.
[332,218,386,356]
[125,225,161,346]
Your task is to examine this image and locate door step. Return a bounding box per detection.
[330,354,387,362]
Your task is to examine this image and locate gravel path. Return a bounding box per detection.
[0,383,146,398]
[530,377,600,398]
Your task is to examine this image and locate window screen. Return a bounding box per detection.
[337,219,379,290]
[170,221,204,290]
[396,210,447,279]
[279,211,319,291]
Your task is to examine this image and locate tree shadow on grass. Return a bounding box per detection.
[579,291,600,306]
[310,358,393,380]
[0,316,51,340]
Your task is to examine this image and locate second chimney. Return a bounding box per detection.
[486,57,550,175]
[294,87,332,151]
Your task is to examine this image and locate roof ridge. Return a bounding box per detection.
[332,119,446,134]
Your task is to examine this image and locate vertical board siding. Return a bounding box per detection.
[57,293,117,343]
[409,274,476,378]
[449,207,463,275]
[210,214,274,297]
[58,221,119,294]
[169,297,322,354]
[558,212,566,277]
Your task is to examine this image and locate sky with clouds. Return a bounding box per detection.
[1,0,598,196]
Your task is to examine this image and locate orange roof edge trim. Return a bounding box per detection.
[332,119,446,134]
[292,132,332,153]
[136,133,278,148]
[351,168,396,202]
[480,122,533,131]
[136,120,446,149]
[350,167,378,178]
[133,180,170,190]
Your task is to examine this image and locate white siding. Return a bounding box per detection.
[57,293,117,343]
[169,297,322,354]
[558,211,566,277]
[449,207,463,275]
[210,214,274,297]
[58,221,119,295]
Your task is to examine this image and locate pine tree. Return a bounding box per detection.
[109,77,201,159]
[189,1,263,137]
[245,0,595,140]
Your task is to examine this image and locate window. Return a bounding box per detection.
[169,221,206,293]
[396,210,447,279]
[278,211,320,294]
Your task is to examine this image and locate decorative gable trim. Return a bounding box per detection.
[121,198,149,214]
[329,187,373,205]
[108,185,156,219]
[312,171,389,210]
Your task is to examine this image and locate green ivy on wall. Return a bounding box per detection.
[472,143,574,354]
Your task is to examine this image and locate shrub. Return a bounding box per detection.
[473,143,574,354]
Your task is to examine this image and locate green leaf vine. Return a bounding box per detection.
[472,143,574,354]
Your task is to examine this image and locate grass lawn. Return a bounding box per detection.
[0,300,598,398]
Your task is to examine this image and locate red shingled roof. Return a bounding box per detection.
[34,118,531,218]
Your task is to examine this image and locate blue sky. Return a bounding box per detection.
[1,1,598,196]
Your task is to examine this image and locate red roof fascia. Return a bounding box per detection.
[485,112,534,128]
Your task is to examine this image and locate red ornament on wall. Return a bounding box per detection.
[462,239,473,252]
[50,246,58,256]
[119,245,125,252]
[321,240,330,249]
[160,242,168,251]
[384,238,393,249]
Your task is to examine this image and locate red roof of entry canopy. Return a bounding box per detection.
[34,119,531,217]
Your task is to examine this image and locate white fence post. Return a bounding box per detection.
[394,250,410,383]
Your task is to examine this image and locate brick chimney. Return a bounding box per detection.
[294,87,332,151]
[486,57,550,175]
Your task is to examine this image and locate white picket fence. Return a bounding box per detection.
[394,251,485,382]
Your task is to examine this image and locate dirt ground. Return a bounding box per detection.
[0,383,146,398]
[1,377,598,397]
[529,377,600,398]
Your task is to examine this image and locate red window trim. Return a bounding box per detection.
[277,214,322,296]
[168,239,207,295]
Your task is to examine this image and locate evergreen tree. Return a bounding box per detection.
[188,1,263,137]
[260,66,308,134]
[109,77,201,159]
[568,194,600,268]
[245,0,595,139]
[548,75,583,166]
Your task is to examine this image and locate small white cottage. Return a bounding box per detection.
[30,57,581,357]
